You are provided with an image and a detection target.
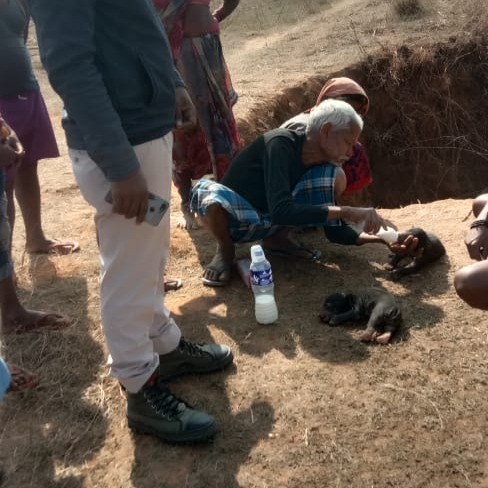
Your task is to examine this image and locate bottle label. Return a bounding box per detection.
[251,268,273,286]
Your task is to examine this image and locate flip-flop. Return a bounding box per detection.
[29,240,80,256]
[202,262,233,287]
[164,276,183,292]
[263,243,321,262]
[7,363,39,392]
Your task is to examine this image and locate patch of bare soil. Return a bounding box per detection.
[2,1,488,488]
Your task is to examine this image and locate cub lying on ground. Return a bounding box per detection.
[319,288,402,344]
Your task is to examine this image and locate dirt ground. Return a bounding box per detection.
[2,1,488,487]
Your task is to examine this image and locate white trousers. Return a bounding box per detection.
[69,134,181,393]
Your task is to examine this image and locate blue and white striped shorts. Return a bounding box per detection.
[191,164,340,243]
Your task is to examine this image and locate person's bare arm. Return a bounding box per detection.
[213,0,239,22]
[327,206,388,235]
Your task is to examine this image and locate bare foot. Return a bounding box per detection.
[6,363,39,392]
[375,332,392,344]
[176,204,201,230]
[359,328,376,342]
[27,238,80,255]
[176,211,201,230]
[202,250,234,286]
[2,309,70,334]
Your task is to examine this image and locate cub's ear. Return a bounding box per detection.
[324,293,347,308]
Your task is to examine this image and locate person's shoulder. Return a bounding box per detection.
[280,112,309,131]
[264,127,304,145]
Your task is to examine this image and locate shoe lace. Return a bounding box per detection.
[143,379,187,420]
[178,338,206,357]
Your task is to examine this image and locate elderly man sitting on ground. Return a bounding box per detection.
[191,99,389,286]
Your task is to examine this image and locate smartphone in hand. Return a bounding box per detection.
[105,191,169,226]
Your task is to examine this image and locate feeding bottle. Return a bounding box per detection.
[376,226,399,244]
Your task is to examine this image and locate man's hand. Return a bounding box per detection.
[389,234,423,257]
[0,138,24,171]
[0,117,24,170]
[465,226,488,261]
[175,87,196,130]
[110,170,148,224]
[346,207,388,234]
[0,142,22,170]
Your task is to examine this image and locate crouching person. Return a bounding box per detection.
[192,99,390,286]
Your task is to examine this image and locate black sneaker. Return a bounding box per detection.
[159,338,234,381]
[126,374,216,443]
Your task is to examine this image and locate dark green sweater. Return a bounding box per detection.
[223,128,360,245]
[0,0,39,97]
[28,0,184,182]
[222,128,330,226]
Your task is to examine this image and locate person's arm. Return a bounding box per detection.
[175,86,196,130]
[263,136,387,233]
[324,224,361,245]
[17,0,30,42]
[263,136,330,226]
[325,224,394,246]
[465,197,488,261]
[29,0,150,222]
[28,0,140,182]
[213,0,239,22]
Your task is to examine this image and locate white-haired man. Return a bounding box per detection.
[191,99,389,286]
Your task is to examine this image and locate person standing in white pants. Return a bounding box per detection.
[28,0,234,443]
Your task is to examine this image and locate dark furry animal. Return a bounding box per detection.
[319,288,402,344]
[388,227,445,278]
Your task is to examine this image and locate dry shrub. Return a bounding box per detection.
[237,28,488,209]
[393,0,424,20]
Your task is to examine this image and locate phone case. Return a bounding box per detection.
[104,191,169,226]
[145,192,169,226]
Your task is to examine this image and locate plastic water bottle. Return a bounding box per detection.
[250,245,278,324]
[376,226,399,244]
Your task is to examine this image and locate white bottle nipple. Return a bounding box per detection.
[376,226,399,244]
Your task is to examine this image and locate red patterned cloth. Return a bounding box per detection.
[153,0,241,190]
[343,142,372,195]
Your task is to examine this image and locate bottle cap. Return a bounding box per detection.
[250,244,266,263]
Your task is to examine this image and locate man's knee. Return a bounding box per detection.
[473,194,488,217]
[454,265,488,309]
[334,167,347,199]
[200,203,232,238]
[454,267,469,299]
[202,203,226,221]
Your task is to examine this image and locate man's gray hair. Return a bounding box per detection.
[306,98,364,137]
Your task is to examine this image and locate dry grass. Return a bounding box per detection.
[393,0,425,20]
[2,2,488,488]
